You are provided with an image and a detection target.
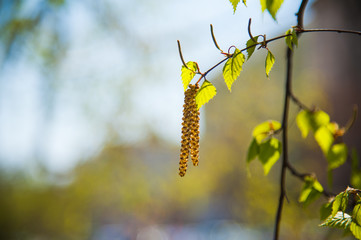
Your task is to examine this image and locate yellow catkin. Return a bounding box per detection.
[190,85,200,166]
[179,84,200,177]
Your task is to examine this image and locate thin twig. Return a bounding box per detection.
[344,105,358,132]
[177,40,190,70]
[274,1,309,239]
[290,92,311,111]
[210,24,222,51]
[248,18,257,43]
[286,162,334,198]
[301,28,361,36]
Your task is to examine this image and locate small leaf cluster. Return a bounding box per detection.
[296,110,348,174]
[298,175,323,206]
[285,27,298,50]
[320,187,361,240]
[230,0,284,20]
[181,61,216,110]
[247,120,282,175]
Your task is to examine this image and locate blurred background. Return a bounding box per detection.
[0,0,360,239]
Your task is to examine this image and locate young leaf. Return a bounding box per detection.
[195,80,217,110]
[296,110,331,138]
[296,110,312,138]
[260,0,284,20]
[350,222,361,240]
[258,137,281,175]
[265,50,275,79]
[229,0,243,13]
[327,143,348,170]
[181,61,198,91]
[299,176,323,206]
[320,211,352,229]
[311,110,331,131]
[353,204,361,226]
[285,28,298,50]
[247,138,259,163]
[252,120,281,143]
[223,48,245,91]
[314,126,334,155]
[320,201,333,221]
[332,191,349,217]
[246,36,259,60]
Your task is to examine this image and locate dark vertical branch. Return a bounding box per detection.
[273,0,309,239]
[273,46,293,240]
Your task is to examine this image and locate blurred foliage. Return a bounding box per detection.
[0,39,340,239]
[0,0,358,239]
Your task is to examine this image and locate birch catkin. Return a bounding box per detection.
[179,84,200,177]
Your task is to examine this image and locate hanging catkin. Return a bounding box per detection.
[179,84,200,177]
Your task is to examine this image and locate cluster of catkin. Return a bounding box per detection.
[179,84,200,177]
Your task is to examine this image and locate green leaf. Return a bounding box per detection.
[299,176,323,206]
[351,222,361,240]
[247,138,259,163]
[296,110,331,138]
[314,126,334,155]
[229,0,245,13]
[285,28,298,50]
[353,204,361,226]
[181,61,198,91]
[246,36,259,60]
[260,0,284,20]
[332,191,349,217]
[258,138,281,175]
[223,48,245,92]
[311,110,331,130]
[252,120,281,143]
[320,211,352,229]
[195,80,217,110]
[265,50,275,79]
[320,201,333,221]
[296,110,312,138]
[327,143,348,170]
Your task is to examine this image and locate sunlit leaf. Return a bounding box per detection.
[311,110,331,130]
[285,28,298,50]
[265,50,275,79]
[320,201,333,221]
[327,143,348,170]
[332,191,349,217]
[260,0,284,20]
[353,204,361,226]
[314,126,334,155]
[195,80,217,110]
[223,48,245,91]
[350,222,361,240]
[252,120,281,143]
[247,138,259,163]
[181,61,198,91]
[299,176,323,206]
[296,110,331,138]
[326,122,338,134]
[229,0,245,13]
[296,110,312,138]
[258,137,281,175]
[320,211,352,229]
[246,36,259,60]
